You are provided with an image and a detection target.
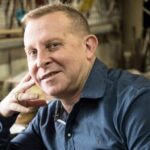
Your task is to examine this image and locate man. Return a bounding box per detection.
[0,3,150,150]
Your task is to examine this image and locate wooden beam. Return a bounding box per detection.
[0,28,23,36]
[0,38,23,50]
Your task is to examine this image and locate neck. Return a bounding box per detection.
[60,58,96,113]
[60,91,81,113]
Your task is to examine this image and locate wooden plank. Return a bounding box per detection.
[90,23,114,34]
[0,28,23,36]
[0,37,23,50]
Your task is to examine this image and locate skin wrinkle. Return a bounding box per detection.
[0,5,149,150]
[24,12,97,113]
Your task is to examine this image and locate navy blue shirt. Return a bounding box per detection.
[0,59,150,150]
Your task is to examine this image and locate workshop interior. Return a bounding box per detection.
[0,0,150,134]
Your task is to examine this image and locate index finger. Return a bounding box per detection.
[20,72,32,83]
[19,79,35,93]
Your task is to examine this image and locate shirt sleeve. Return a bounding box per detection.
[0,114,18,149]
[116,87,150,149]
[0,111,46,150]
[10,111,46,150]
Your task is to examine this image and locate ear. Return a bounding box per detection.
[84,34,98,60]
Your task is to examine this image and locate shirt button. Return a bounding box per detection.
[0,122,3,133]
[67,132,72,138]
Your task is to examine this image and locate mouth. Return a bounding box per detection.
[40,71,60,81]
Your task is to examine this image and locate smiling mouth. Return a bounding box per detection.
[40,71,60,80]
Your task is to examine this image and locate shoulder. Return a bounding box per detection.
[106,68,150,121]
[107,68,150,96]
[110,70,150,148]
[108,68,150,113]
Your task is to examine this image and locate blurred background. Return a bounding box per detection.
[0,0,150,134]
[0,0,150,98]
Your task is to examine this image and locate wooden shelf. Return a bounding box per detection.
[90,23,114,34]
[0,37,23,50]
[0,28,23,36]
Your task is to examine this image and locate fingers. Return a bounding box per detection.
[16,92,47,107]
[6,93,46,116]
[24,99,47,107]
[16,78,35,93]
[19,73,35,92]
[0,73,44,117]
[9,103,34,114]
[20,72,31,83]
[22,79,35,92]
[17,92,39,101]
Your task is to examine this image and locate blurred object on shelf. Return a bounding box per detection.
[127,68,150,80]
[79,0,95,16]
[143,0,150,29]
[144,70,150,79]
[59,0,73,4]
[0,28,23,38]
[125,27,150,72]
[127,69,142,75]
[0,0,49,30]
[142,28,150,72]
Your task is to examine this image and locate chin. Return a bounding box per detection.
[42,86,59,97]
[41,81,67,97]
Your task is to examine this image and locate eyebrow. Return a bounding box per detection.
[24,37,63,51]
[44,38,62,43]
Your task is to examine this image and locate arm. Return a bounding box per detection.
[0,73,46,149]
[11,111,46,150]
[0,114,18,149]
[125,89,150,149]
[0,111,46,150]
[116,86,150,149]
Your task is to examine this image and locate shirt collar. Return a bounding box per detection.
[80,58,107,100]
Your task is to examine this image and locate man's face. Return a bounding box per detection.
[24,12,94,98]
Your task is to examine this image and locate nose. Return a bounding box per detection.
[36,50,52,68]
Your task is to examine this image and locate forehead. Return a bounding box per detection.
[25,12,72,31]
[24,12,73,45]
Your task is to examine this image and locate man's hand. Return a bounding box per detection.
[0,73,47,117]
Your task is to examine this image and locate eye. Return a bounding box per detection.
[26,49,37,58]
[45,42,62,51]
